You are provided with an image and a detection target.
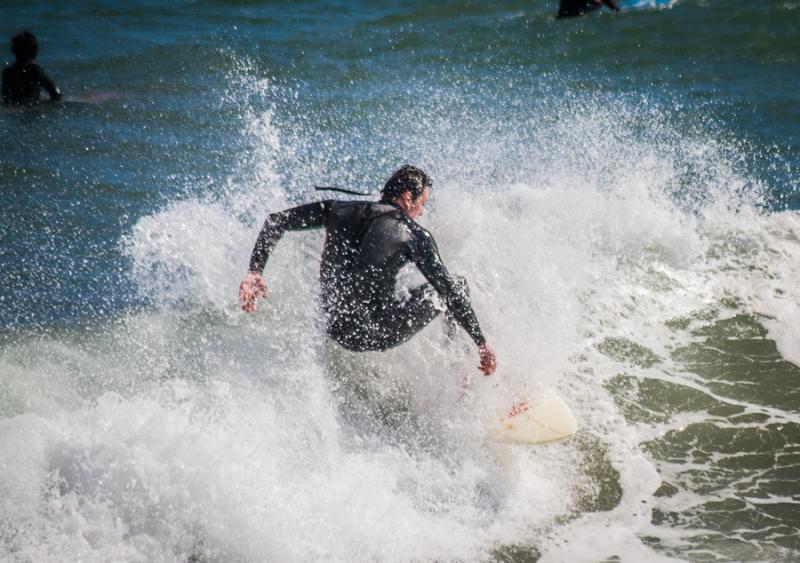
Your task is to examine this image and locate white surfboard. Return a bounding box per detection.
[491,386,578,445]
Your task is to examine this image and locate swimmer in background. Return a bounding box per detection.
[2,30,61,106]
[557,0,620,18]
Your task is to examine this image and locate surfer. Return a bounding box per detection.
[557,0,620,18]
[239,165,497,375]
[1,30,61,106]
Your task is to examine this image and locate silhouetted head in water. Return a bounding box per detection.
[2,29,61,105]
[11,30,38,63]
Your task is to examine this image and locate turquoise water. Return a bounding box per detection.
[2,1,799,561]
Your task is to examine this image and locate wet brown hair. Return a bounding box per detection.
[381,165,431,201]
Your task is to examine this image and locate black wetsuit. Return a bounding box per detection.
[248,199,486,352]
[1,61,61,105]
[557,0,619,18]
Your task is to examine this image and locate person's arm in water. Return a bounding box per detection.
[410,228,497,376]
[34,64,61,101]
[240,201,332,312]
[1,69,10,105]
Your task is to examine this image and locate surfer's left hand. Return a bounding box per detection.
[478,343,497,376]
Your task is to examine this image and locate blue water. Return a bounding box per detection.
[3,0,798,327]
[2,2,799,561]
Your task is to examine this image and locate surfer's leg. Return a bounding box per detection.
[367,284,441,350]
[372,276,472,348]
[324,291,437,352]
[331,276,471,351]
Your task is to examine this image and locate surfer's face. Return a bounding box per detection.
[401,186,430,220]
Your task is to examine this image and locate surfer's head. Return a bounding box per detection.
[382,165,431,201]
[11,30,38,62]
[382,165,431,219]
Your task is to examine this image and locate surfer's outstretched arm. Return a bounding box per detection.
[240,201,332,312]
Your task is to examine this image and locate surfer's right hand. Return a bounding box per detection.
[239,272,268,312]
[478,343,497,376]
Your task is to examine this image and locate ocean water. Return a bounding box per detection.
[1,1,799,561]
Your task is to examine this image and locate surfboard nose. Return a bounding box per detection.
[493,387,578,445]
